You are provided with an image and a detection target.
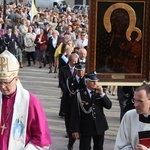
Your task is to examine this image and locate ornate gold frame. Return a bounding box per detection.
[87,0,150,83]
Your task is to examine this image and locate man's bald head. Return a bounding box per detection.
[78,48,87,60]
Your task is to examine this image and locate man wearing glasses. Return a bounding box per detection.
[114,84,150,150]
[0,50,52,150]
[71,72,112,150]
[74,31,88,52]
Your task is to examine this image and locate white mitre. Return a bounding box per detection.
[0,50,19,79]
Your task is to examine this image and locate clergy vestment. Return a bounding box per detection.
[114,109,150,150]
[0,85,52,150]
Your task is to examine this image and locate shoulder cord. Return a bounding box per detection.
[77,92,92,114]
[66,78,76,95]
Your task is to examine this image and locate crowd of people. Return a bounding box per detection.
[0,1,150,150]
[0,1,89,70]
[0,51,52,149]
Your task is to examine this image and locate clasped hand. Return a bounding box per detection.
[72,132,79,139]
[135,144,148,150]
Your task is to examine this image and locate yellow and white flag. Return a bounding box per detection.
[29,0,38,22]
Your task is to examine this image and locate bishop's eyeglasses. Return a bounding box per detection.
[0,77,16,86]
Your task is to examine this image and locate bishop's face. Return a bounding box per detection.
[133,90,150,114]
[0,77,18,96]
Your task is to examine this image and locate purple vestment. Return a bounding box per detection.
[0,90,52,150]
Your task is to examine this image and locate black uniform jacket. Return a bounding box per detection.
[71,88,112,136]
[66,75,86,95]
[62,75,86,114]
[59,64,72,92]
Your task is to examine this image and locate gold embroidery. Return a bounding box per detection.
[82,100,89,105]
[0,57,7,71]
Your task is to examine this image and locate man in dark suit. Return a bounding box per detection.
[117,86,136,122]
[71,72,112,150]
[4,27,22,55]
[58,53,78,118]
[59,53,78,93]
[65,62,86,150]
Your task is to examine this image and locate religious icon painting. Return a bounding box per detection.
[12,117,24,140]
[87,0,150,84]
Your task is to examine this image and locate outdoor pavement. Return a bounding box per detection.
[19,62,120,150]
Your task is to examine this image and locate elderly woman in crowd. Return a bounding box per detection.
[47,29,61,73]
[24,25,36,66]
[18,18,28,38]
[34,28,48,68]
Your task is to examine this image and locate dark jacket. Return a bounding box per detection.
[66,75,86,95]
[46,36,61,56]
[59,64,72,92]
[58,54,68,69]
[62,75,86,132]
[71,88,112,136]
[34,34,48,51]
[4,33,23,55]
[63,75,86,111]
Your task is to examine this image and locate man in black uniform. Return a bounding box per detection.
[71,72,112,150]
[59,53,78,117]
[65,62,86,150]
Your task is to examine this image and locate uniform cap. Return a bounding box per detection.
[85,71,99,81]
[75,62,86,70]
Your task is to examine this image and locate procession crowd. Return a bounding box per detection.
[0,1,150,150]
[0,1,89,70]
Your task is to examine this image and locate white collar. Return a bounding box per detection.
[79,58,86,62]
[86,88,93,97]
[143,114,150,117]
